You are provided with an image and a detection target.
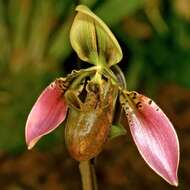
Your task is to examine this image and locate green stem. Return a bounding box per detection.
[79,160,98,190]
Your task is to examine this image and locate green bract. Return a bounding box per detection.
[70,5,123,66]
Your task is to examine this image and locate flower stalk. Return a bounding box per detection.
[79,160,98,190]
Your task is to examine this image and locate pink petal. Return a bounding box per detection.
[122,91,179,186]
[25,80,68,149]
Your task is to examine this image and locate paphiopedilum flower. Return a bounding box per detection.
[25,5,180,186]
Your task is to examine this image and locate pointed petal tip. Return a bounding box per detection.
[26,137,39,150]
[167,164,179,187]
[173,180,178,187]
[158,169,179,186]
[166,175,178,186]
[27,143,34,150]
[27,145,33,150]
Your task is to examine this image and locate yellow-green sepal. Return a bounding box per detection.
[70,5,123,66]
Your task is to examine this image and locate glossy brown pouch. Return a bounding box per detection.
[65,80,118,161]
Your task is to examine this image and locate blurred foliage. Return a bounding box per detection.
[0,0,189,183]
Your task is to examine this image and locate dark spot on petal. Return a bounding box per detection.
[148,99,152,105]
[121,102,125,107]
[136,102,142,108]
[55,79,68,91]
[130,92,137,99]
[125,107,129,110]
[156,108,159,111]
[50,83,54,88]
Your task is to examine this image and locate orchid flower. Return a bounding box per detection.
[25,5,180,186]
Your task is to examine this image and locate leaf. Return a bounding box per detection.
[48,3,74,63]
[95,0,144,26]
